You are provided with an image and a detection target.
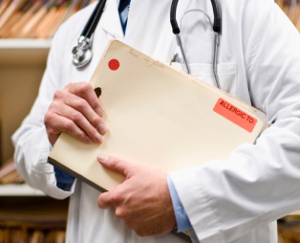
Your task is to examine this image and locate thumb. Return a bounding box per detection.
[97,153,130,176]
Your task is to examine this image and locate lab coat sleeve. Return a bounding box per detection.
[170,2,300,243]
[12,24,76,199]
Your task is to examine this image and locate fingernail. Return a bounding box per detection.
[98,153,109,162]
[96,108,104,117]
[95,133,103,144]
[98,123,106,135]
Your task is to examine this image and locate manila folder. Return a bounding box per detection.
[49,40,267,192]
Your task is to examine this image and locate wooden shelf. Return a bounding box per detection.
[0,184,45,196]
[0,39,51,48]
[0,39,51,66]
[0,35,65,241]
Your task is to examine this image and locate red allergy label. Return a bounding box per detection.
[213,98,257,133]
[108,59,120,71]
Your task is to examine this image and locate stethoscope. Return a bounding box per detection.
[170,0,222,88]
[72,0,107,68]
[72,0,222,88]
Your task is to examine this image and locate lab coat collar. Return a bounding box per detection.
[99,0,124,40]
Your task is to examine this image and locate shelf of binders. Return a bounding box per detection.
[0,0,98,39]
[0,39,51,66]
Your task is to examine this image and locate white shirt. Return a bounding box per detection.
[13,0,300,242]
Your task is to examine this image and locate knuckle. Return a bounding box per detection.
[65,82,77,90]
[65,83,73,88]
[53,89,64,100]
[115,208,127,219]
[48,102,56,111]
[76,132,87,141]
[63,120,74,131]
[111,158,121,169]
[110,193,122,203]
[90,99,100,109]
[44,112,55,126]
[92,116,101,125]
[44,112,51,124]
[79,83,92,94]
[71,112,82,123]
[74,99,88,110]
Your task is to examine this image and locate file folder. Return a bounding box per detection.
[49,40,268,192]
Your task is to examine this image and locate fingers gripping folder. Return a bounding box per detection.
[48,40,268,242]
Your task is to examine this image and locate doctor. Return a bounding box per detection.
[13,0,300,242]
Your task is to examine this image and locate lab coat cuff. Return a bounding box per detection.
[167,175,192,232]
[33,149,76,199]
[170,165,226,243]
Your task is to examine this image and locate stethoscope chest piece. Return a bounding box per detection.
[72,0,107,69]
[72,36,93,68]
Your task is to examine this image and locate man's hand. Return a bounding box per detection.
[44,82,106,146]
[97,154,176,237]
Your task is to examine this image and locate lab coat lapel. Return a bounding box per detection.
[100,0,124,40]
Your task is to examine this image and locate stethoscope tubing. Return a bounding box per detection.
[210,0,222,33]
[81,0,107,39]
[74,0,223,90]
[213,33,221,88]
[170,0,181,35]
[170,0,222,88]
[170,0,221,34]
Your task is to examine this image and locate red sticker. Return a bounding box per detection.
[108,59,120,71]
[213,98,257,133]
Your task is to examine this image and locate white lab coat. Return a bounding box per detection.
[13,0,300,242]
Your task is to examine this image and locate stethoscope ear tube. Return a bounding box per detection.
[210,0,222,33]
[81,0,107,39]
[171,0,221,34]
[170,0,180,34]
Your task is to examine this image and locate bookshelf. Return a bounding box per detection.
[0,40,65,242]
[0,39,51,66]
[0,39,50,165]
[0,196,68,242]
[0,39,50,191]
